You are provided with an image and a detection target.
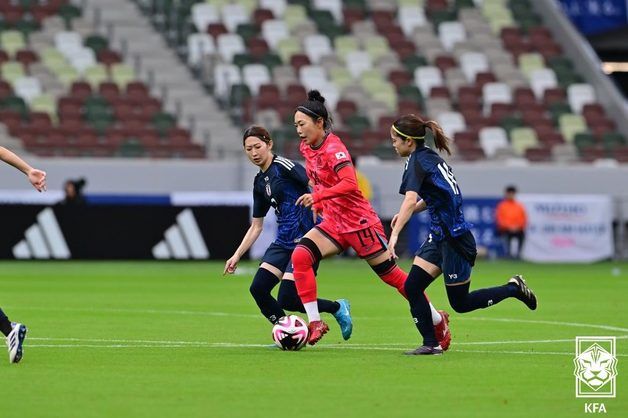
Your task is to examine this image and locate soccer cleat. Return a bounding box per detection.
[508,274,537,310]
[332,299,353,340]
[404,345,443,355]
[434,310,451,351]
[307,320,329,345]
[6,323,27,364]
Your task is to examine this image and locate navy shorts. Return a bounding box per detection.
[261,243,319,275]
[415,230,478,285]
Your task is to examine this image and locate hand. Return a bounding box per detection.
[391,213,399,229]
[28,169,46,192]
[223,256,239,275]
[295,193,314,208]
[388,234,399,259]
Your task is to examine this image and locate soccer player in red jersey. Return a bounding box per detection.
[290,91,450,347]
[0,147,46,363]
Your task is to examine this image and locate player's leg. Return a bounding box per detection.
[249,244,290,324]
[277,274,352,341]
[357,225,444,327]
[291,226,343,344]
[403,242,444,355]
[1,308,27,363]
[443,232,536,312]
[0,308,12,337]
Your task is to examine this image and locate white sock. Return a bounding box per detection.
[430,303,442,325]
[304,302,321,322]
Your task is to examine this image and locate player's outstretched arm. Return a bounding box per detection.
[388,191,419,259]
[0,147,46,192]
[223,217,264,275]
[390,198,426,229]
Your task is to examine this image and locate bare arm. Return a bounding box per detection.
[0,147,47,192]
[388,191,419,259]
[223,217,264,275]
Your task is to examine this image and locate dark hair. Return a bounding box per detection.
[242,125,272,146]
[391,114,451,155]
[296,90,333,131]
[505,185,517,193]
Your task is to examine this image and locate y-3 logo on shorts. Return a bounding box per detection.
[448,273,458,279]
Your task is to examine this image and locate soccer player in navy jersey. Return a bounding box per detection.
[0,146,47,363]
[223,126,353,340]
[387,114,537,355]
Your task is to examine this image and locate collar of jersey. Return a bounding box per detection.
[310,132,330,150]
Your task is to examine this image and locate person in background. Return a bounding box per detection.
[495,185,527,260]
[61,178,87,206]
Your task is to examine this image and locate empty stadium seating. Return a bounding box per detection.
[0,0,205,158]
[1,0,624,163]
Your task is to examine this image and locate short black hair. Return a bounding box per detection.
[505,185,517,193]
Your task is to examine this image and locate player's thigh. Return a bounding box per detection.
[302,227,343,258]
[442,232,477,286]
[346,223,389,260]
[260,243,292,280]
[414,236,443,277]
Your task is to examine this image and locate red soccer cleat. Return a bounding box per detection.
[434,310,451,351]
[307,320,329,345]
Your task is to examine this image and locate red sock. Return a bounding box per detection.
[378,265,408,299]
[291,244,318,304]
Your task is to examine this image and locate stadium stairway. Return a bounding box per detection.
[80,0,241,157]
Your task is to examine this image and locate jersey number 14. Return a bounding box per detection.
[437,162,460,195]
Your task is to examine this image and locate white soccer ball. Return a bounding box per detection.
[271,315,309,351]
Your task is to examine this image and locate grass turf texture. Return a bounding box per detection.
[1,260,626,418]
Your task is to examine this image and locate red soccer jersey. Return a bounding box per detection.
[299,132,381,233]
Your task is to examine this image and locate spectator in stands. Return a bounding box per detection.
[0,146,46,363]
[495,185,527,260]
[62,178,87,206]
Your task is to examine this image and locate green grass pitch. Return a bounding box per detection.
[1,260,626,418]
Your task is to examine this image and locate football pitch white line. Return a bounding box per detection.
[28,335,628,346]
[10,306,628,333]
[23,341,628,357]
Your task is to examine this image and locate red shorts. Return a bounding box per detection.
[316,220,389,259]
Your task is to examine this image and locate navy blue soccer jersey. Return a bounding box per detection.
[252,155,316,249]
[399,146,472,240]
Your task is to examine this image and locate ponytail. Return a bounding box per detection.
[424,120,451,156]
[391,114,451,156]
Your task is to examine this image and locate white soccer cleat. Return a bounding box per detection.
[6,323,27,364]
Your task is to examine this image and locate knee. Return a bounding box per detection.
[404,265,432,295]
[291,245,312,271]
[277,291,299,311]
[249,281,266,300]
[291,238,322,271]
[447,295,470,314]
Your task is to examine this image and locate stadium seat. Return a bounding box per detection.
[482,82,512,115]
[414,66,443,98]
[187,34,215,67]
[192,3,219,32]
[567,83,596,114]
[479,126,510,158]
[398,6,428,37]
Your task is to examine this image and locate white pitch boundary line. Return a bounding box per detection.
[23,342,628,357]
[28,335,628,346]
[9,306,628,333]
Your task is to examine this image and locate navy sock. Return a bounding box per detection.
[277,280,340,314]
[404,265,438,347]
[0,308,12,337]
[446,282,518,313]
[249,268,284,324]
